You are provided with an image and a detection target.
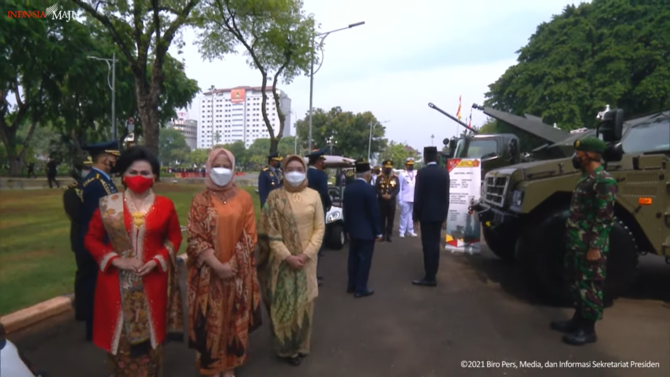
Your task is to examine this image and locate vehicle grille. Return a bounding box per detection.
[484,176,508,207]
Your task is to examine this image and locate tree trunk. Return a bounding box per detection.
[269,137,279,154]
[134,81,160,157]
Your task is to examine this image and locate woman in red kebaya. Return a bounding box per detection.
[84,146,184,376]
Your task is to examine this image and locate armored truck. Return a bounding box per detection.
[474,108,670,302]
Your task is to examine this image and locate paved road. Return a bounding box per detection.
[11,237,670,377]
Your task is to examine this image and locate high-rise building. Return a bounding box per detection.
[167,112,198,150]
[197,86,292,149]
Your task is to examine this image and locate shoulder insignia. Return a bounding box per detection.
[96,173,100,179]
[262,167,269,171]
[83,177,96,187]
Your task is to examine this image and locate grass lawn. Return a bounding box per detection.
[0,183,260,316]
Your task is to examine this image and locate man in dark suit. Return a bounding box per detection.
[412,146,450,287]
[258,152,283,208]
[77,140,120,341]
[343,158,382,298]
[306,147,332,286]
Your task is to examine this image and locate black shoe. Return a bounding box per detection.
[412,279,436,287]
[562,328,597,346]
[550,311,581,333]
[285,356,302,366]
[317,277,324,287]
[346,287,355,294]
[386,236,392,242]
[354,289,374,298]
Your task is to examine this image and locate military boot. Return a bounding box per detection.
[562,320,597,346]
[550,310,580,333]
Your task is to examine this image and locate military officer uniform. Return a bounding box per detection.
[398,157,418,237]
[77,141,120,341]
[375,160,400,242]
[550,137,617,346]
[306,148,332,286]
[258,151,283,208]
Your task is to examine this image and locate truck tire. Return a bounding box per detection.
[483,226,516,261]
[516,208,638,304]
[328,223,345,250]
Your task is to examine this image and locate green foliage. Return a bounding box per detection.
[378,142,421,167]
[197,0,316,150]
[485,0,670,130]
[159,128,190,165]
[294,107,388,159]
[73,0,202,156]
[184,148,210,167]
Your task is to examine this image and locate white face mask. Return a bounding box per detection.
[284,171,306,186]
[209,167,233,186]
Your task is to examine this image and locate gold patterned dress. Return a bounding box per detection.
[257,183,325,358]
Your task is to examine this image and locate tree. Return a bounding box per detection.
[73,0,202,157]
[185,148,210,167]
[220,140,247,168]
[378,141,420,167]
[246,138,271,168]
[158,128,190,165]
[198,0,315,153]
[295,107,388,158]
[0,1,79,176]
[485,0,670,130]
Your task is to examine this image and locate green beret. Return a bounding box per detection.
[574,136,606,154]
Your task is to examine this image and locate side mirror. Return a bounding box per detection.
[598,109,624,142]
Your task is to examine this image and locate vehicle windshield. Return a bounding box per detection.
[455,138,498,159]
[622,118,670,153]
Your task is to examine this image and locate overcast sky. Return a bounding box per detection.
[176,0,587,151]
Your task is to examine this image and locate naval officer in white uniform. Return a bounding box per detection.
[398,157,418,237]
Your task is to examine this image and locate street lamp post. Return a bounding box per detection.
[431,134,435,146]
[326,136,336,155]
[307,21,365,152]
[88,53,117,149]
[368,120,390,161]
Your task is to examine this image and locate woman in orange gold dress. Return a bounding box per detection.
[186,148,262,377]
[84,146,184,376]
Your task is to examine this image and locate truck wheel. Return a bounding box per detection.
[328,223,345,250]
[483,226,516,261]
[603,219,639,301]
[517,209,639,304]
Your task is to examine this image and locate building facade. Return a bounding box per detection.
[197,86,292,149]
[167,112,198,150]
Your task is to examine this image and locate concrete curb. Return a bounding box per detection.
[0,254,189,335]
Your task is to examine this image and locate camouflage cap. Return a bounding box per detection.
[574,136,606,154]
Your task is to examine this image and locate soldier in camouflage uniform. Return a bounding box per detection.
[550,136,617,346]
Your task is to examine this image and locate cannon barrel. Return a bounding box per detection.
[428,102,479,134]
[471,103,569,144]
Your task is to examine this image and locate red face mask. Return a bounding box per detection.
[124,175,153,193]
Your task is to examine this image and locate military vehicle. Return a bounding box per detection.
[429,103,570,177]
[473,107,670,302]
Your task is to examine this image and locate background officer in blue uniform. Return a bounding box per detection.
[306,148,332,286]
[63,157,92,321]
[77,140,119,341]
[343,158,382,298]
[258,151,283,208]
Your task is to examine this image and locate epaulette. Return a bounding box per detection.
[262,167,269,171]
[83,176,97,187]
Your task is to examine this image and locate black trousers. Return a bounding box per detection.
[74,250,98,340]
[379,200,396,238]
[47,174,59,188]
[347,239,375,294]
[420,221,442,281]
